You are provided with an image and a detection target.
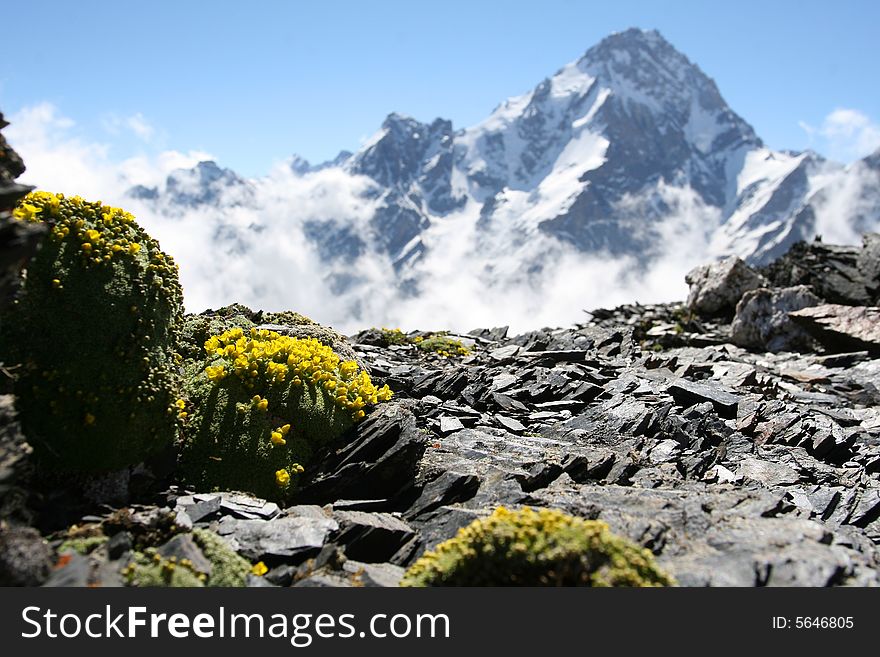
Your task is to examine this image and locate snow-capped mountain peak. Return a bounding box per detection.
[124,28,880,331]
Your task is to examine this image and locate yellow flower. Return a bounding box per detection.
[251,561,268,576]
[12,203,40,221]
[205,365,226,382]
[86,229,101,242]
[280,423,291,435]
[175,399,186,409]
[128,243,141,255]
[270,431,286,446]
[275,469,291,487]
[256,398,268,411]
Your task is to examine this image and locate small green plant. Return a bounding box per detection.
[179,327,393,500]
[192,528,252,587]
[415,333,470,358]
[380,327,411,346]
[122,551,207,587]
[400,506,675,587]
[1,192,183,473]
[263,310,314,326]
[58,535,108,555]
[372,328,470,358]
[121,529,250,587]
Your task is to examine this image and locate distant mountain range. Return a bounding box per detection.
[126,28,880,328]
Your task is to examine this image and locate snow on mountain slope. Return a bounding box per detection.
[122,28,880,332]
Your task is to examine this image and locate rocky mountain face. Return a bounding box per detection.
[127,28,880,303]
[3,231,880,587]
[130,160,253,209]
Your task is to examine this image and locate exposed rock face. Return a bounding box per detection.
[730,285,822,352]
[790,305,880,355]
[686,256,767,317]
[761,234,880,306]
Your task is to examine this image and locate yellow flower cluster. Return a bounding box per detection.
[175,398,187,420]
[202,327,392,421]
[270,423,291,445]
[12,191,179,285]
[274,464,303,487]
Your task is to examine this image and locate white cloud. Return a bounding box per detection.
[101,111,156,142]
[125,112,155,141]
[801,108,880,163]
[7,103,212,199]
[2,101,732,335]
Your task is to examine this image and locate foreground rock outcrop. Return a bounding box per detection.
[15,254,880,586]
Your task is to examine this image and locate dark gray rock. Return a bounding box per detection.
[157,534,213,576]
[216,513,338,562]
[789,305,880,355]
[525,479,880,586]
[731,285,822,352]
[736,457,802,487]
[331,510,416,563]
[761,234,880,306]
[218,493,279,520]
[299,400,426,503]
[342,560,405,587]
[107,531,133,560]
[667,379,740,419]
[175,493,222,523]
[407,471,480,518]
[439,415,464,434]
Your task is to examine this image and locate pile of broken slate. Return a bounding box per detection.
[3,232,880,587]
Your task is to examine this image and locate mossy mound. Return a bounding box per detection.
[400,506,675,587]
[1,192,183,473]
[179,306,256,362]
[415,333,470,357]
[192,528,250,586]
[123,551,207,587]
[122,529,249,587]
[179,326,393,500]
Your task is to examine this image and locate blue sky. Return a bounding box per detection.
[3,0,879,177]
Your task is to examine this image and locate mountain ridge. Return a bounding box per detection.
[123,28,880,329]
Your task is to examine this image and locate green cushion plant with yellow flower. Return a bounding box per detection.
[400,506,675,587]
[0,192,184,473]
[179,326,393,500]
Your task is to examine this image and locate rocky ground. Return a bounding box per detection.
[1,230,878,586]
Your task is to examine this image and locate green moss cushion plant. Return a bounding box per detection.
[400,506,675,587]
[180,326,393,500]
[122,530,250,587]
[2,192,184,473]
